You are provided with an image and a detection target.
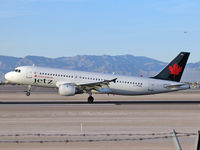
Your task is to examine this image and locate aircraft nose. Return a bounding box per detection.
[5,72,12,81]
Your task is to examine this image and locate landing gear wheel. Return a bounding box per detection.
[26,91,30,96]
[88,96,94,103]
[25,85,32,96]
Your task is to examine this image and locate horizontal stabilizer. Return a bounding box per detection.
[164,83,187,89]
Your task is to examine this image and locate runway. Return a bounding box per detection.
[0,88,200,149]
[1,100,200,105]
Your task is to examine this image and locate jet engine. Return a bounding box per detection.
[58,84,76,96]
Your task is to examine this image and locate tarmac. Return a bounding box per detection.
[0,85,200,150]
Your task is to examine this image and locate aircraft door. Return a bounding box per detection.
[148,82,155,91]
[148,80,162,93]
[26,71,32,78]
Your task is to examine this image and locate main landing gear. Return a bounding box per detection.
[26,91,30,96]
[87,95,94,103]
[25,85,31,96]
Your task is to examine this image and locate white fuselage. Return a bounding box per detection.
[5,66,189,96]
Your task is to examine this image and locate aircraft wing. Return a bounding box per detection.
[76,78,117,91]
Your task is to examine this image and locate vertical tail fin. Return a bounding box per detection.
[152,52,190,82]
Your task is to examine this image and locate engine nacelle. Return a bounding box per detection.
[58,84,76,96]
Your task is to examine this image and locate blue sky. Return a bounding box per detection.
[0,0,200,62]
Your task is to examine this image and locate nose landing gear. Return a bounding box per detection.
[26,91,31,96]
[25,85,31,96]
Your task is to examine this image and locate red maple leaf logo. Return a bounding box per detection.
[169,64,182,77]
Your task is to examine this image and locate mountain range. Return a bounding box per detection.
[0,55,199,82]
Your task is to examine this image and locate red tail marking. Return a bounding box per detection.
[169,64,182,77]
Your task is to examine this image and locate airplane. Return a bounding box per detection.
[4,52,190,103]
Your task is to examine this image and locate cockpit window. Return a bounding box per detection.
[14,69,21,73]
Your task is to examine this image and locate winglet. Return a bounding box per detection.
[104,78,117,83]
